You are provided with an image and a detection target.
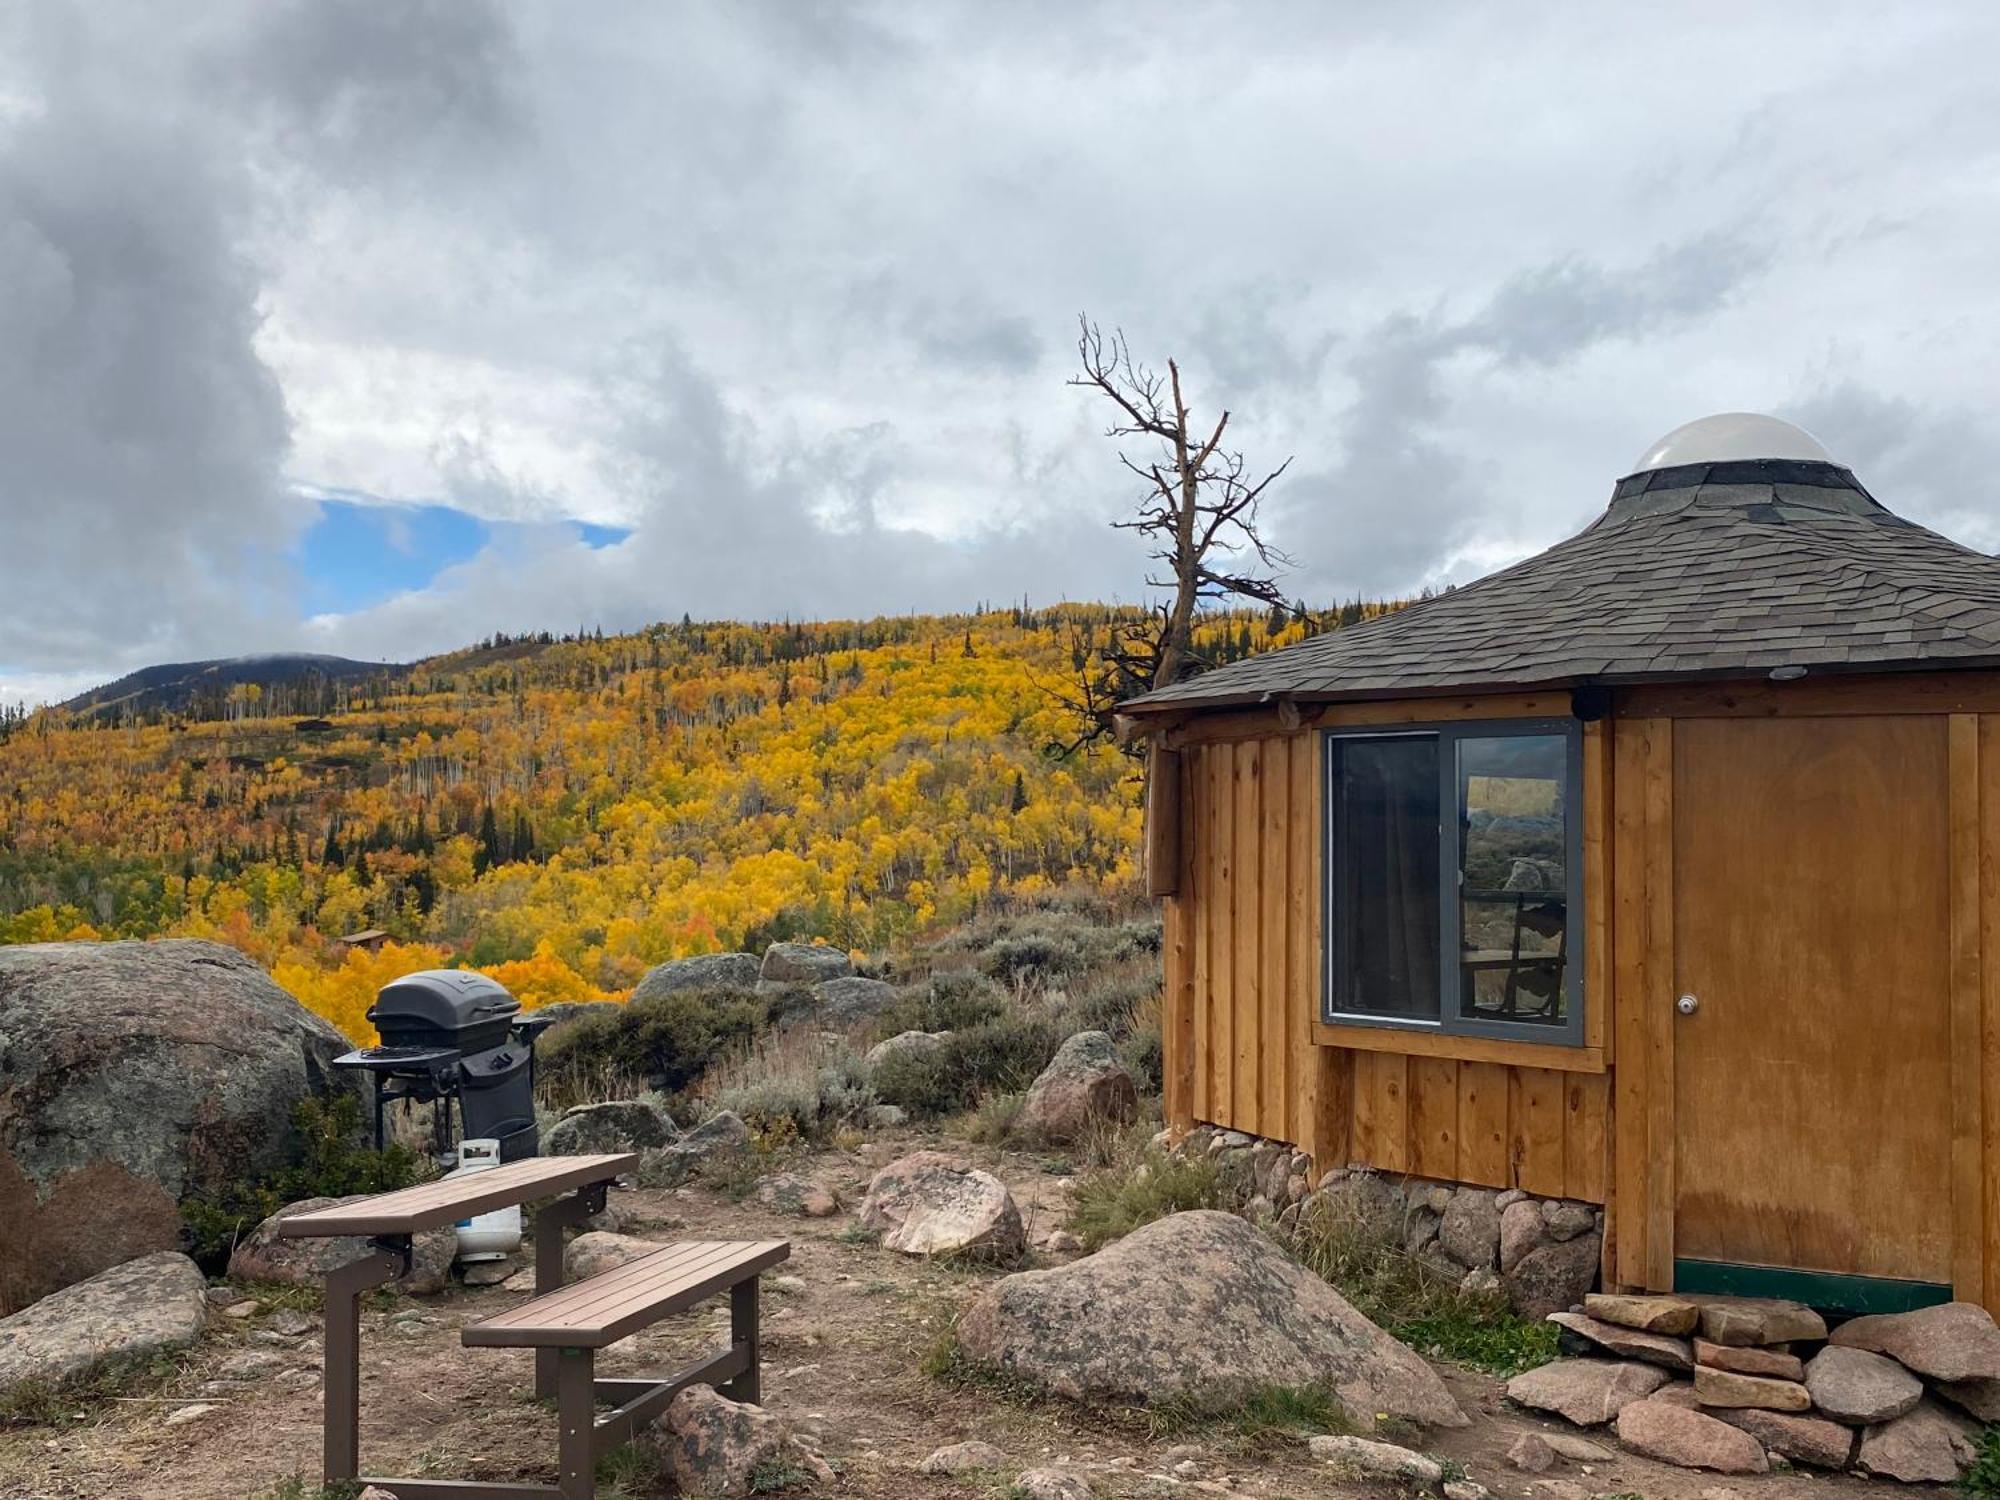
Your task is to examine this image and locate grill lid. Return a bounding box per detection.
[369,968,520,1034]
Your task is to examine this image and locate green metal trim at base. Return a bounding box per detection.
[1674,1258,1953,1316]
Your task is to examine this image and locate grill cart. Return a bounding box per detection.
[333,968,555,1164]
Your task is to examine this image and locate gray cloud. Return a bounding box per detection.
[7,0,2000,702]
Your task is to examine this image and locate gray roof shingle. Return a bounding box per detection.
[1123,459,2000,713]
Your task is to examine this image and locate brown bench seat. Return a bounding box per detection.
[465,1239,790,1349]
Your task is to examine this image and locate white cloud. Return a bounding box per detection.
[5,0,2000,691]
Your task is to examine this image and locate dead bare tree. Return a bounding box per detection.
[1050,315,1297,754]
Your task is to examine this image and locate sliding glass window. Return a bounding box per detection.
[1323,719,1583,1044]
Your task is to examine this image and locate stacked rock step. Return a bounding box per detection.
[1510,1292,2000,1482]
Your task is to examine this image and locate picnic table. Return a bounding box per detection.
[276,1151,788,1499]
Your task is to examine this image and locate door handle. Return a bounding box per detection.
[1677,993,1700,1016]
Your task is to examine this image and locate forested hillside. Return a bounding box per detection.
[0,601,1396,1040]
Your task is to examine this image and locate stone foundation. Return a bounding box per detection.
[1176,1123,1605,1319]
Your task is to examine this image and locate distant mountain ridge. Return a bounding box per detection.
[62,653,399,719]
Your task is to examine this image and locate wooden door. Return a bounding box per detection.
[1673,715,1953,1283]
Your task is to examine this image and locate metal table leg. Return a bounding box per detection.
[723,1277,760,1405]
[533,1183,605,1399]
[557,1346,597,1500]
[322,1240,408,1485]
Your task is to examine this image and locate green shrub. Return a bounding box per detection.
[1288,1205,1554,1375]
[538,985,768,1103]
[872,1012,1067,1118]
[1066,1148,1228,1250]
[180,1094,423,1271]
[1960,1424,2000,1500]
[983,929,1087,983]
[710,1042,876,1141]
[872,969,1010,1035]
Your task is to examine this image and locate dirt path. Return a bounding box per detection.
[0,1130,1946,1498]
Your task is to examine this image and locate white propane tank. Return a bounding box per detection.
[449,1137,522,1262]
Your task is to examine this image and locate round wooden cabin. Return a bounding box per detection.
[1121,412,2000,1316]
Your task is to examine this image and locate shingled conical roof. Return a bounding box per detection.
[1123,414,2000,714]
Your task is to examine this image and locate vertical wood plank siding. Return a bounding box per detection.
[1180,728,1611,1203]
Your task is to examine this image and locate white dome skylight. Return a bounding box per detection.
[1631,412,1834,472]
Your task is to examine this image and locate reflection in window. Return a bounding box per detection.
[1456,734,1568,1025]
[1331,736,1439,1019]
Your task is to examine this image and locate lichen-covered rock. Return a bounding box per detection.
[227,1196,455,1294]
[1936,1375,2000,1421]
[760,942,853,985]
[1615,1398,1769,1474]
[917,1440,1006,1474]
[631,953,761,999]
[0,939,363,1312]
[0,1252,208,1396]
[1013,1031,1138,1144]
[655,1383,831,1496]
[1711,1406,1855,1469]
[1499,1197,1547,1273]
[1309,1434,1445,1483]
[1506,1431,1554,1472]
[1831,1300,2000,1383]
[859,1151,1024,1261]
[565,1231,668,1279]
[1805,1345,1923,1425]
[1439,1188,1502,1271]
[1012,1469,1093,1500]
[864,1030,950,1071]
[1854,1398,1981,1483]
[811,975,899,1024]
[956,1211,1465,1427]
[543,1099,677,1155]
[754,1173,838,1218]
[641,1112,751,1185]
[1505,1231,1601,1318]
[1505,1358,1669,1426]
[1549,1310,1692,1371]
[1541,1200,1597,1242]
[1691,1364,1811,1412]
[1586,1292,1699,1334]
[1695,1338,1803,1380]
[1690,1294,1825,1347]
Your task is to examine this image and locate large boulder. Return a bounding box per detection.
[811,975,899,1024]
[0,939,363,1312]
[1505,1358,1669,1425]
[955,1210,1466,1427]
[524,999,618,1031]
[0,1251,208,1396]
[864,1030,950,1070]
[1012,1031,1138,1144]
[759,942,852,986]
[227,1195,455,1293]
[631,953,762,1000]
[641,1112,750,1186]
[1831,1300,2000,1382]
[543,1099,677,1155]
[859,1151,1024,1261]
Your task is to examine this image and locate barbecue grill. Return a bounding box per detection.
[333,969,555,1164]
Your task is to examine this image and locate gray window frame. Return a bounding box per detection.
[1321,717,1586,1046]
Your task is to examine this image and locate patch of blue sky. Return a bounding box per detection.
[295,494,631,612]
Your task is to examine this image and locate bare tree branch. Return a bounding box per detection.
[1053,314,1299,755]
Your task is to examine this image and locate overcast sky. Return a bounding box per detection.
[6,2,2000,707]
